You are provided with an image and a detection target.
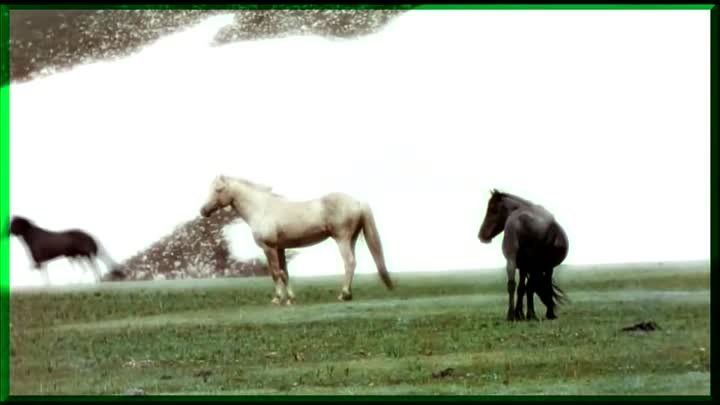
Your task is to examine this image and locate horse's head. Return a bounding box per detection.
[9,216,33,236]
[200,175,234,218]
[478,189,509,243]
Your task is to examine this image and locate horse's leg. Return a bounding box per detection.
[278,249,295,305]
[525,273,539,321]
[73,257,90,278]
[87,257,102,283]
[536,270,557,320]
[336,237,357,301]
[269,271,282,304]
[505,259,517,321]
[36,262,50,287]
[68,258,80,274]
[76,259,88,278]
[263,248,287,305]
[501,222,520,322]
[514,270,526,321]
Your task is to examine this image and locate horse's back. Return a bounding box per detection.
[317,192,370,233]
[509,207,568,268]
[256,192,366,248]
[63,229,99,256]
[321,192,368,215]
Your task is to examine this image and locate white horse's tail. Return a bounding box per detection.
[360,207,394,290]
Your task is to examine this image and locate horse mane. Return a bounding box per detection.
[223,176,284,198]
[491,189,534,207]
[11,216,31,225]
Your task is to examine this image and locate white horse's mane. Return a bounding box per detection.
[221,175,282,197]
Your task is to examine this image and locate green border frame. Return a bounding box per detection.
[1,2,10,402]
[0,4,716,9]
[0,3,715,402]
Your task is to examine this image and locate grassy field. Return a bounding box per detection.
[9,262,711,396]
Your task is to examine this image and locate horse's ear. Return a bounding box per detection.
[214,175,226,192]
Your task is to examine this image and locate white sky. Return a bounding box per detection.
[9,10,711,287]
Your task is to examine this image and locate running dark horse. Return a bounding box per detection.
[8,216,126,284]
[478,190,569,321]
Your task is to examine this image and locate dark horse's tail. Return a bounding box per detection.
[549,278,567,305]
[533,268,568,315]
[538,221,569,310]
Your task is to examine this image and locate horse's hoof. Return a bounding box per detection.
[546,313,557,320]
[271,297,282,305]
[527,313,539,321]
[506,312,516,322]
[514,310,525,321]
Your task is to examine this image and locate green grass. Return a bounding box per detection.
[9,262,711,396]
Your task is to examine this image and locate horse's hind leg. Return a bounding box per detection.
[525,273,539,321]
[87,257,103,283]
[336,234,358,302]
[73,257,97,282]
[72,258,89,277]
[536,270,557,320]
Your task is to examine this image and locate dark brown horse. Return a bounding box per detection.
[478,190,568,321]
[8,216,126,284]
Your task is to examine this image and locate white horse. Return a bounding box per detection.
[200,175,394,305]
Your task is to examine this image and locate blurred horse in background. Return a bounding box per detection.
[7,216,126,285]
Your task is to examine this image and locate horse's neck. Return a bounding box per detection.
[503,196,534,213]
[505,198,555,225]
[231,185,274,222]
[20,226,45,244]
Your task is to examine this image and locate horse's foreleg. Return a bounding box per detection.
[337,239,357,301]
[36,263,50,287]
[68,258,80,274]
[514,271,526,321]
[506,260,517,321]
[278,249,295,304]
[263,248,287,305]
[269,271,282,304]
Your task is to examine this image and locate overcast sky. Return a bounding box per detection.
[9,10,710,287]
